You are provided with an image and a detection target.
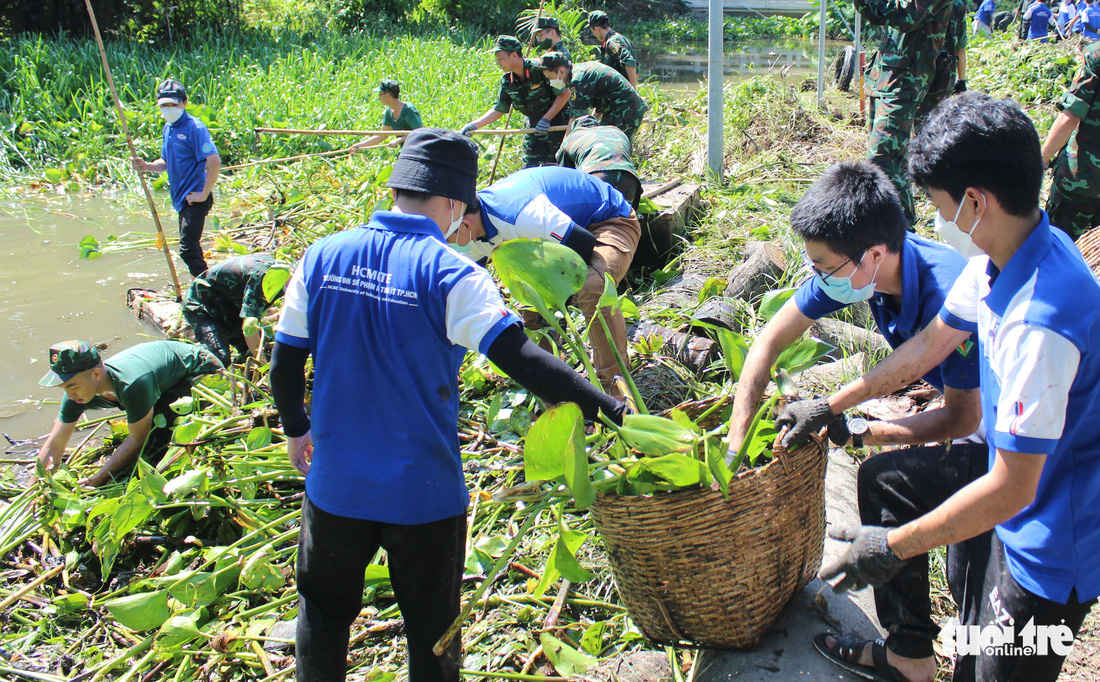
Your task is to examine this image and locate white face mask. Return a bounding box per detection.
[934,198,984,259]
[159,105,184,123]
[549,78,566,90]
[444,200,465,240]
[451,238,495,262]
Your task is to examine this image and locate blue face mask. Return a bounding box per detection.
[813,252,879,305]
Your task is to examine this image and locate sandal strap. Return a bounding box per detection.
[870,640,907,682]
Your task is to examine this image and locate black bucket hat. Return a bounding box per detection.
[386,128,479,206]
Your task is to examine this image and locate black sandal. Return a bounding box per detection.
[813,632,909,682]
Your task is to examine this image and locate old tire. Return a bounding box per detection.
[833,45,856,93]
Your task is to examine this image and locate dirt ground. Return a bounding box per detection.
[1060,609,1100,681]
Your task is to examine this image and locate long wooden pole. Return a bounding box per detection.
[253,126,567,137]
[488,0,547,184]
[83,0,183,301]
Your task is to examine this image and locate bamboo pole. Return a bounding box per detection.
[253,126,567,137]
[83,0,183,301]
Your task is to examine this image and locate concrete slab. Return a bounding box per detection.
[694,449,884,681]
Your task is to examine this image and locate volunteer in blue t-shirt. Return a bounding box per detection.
[1023,0,1054,40]
[1057,0,1078,35]
[976,0,997,34]
[448,166,641,394]
[1068,0,1100,38]
[270,128,625,682]
[132,79,221,277]
[791,93,1100,682]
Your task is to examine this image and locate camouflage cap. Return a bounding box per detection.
[374,78,400,96]
[536,16,560,30]
[587,10,610,27]
[39,340,101,387]
[571,114,601,131]
[539,51,573,71]
[488,35,524,54]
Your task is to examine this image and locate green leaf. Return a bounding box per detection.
[172,421,201,444]
[698,276,728,303]
[597,271,618,309]
[775,368,799,400]
[705,436,732,498]
[745,420,777,466]
[758,287,796,322]
[241,544,284,592]
[364,564,391,588]
[111,489,155,539]
[155,608,206,649]
[169,396,194,415]
[245,426,272,450]
[775,337,835,375]
[628,453,706,488]
[44,167,64,183]
[168,572,219,607]
[262,265,292,303]
[579,621,607,656]
[553,530,597,583]
[668,408,701,434]
[163,468,209,498]
[616,414,698,456]
[492,238,587,312]
[242,316,261,337]
[105,591,171,631]
[137,459,168,504]
[540,632,596,678]
[523,403,577,482]
[717,329,749,381]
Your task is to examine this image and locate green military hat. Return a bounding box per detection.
[587,10,610,27]
[540,51,572,70]
[488,35,524,54]
[39,340,100,387]
[571,114,600,130]
[536,16,560,30]
[374,78,400,97]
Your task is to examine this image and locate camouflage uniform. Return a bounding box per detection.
[492,58,569,167]
[182,253,280,366]
[556,118,641,207]
[561,62,649,141]
[915,0,968,129]
[549,40,571,62]
[858,0,954,224]
[596,29,639,82]
[1048,42,1100,239]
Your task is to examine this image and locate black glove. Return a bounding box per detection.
[460,123,478,137]
[819,525,907,593]
[775,398,844,450]
[952,79,967,95]
[534,117,551,135]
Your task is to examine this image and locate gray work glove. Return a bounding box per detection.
[460,123,478,137]
[819,525,907,593]
[534,117,551,135]
[775,397,845,450]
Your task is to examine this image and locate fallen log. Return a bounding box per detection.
[809,318,889,357]
[629,321,717,374]
[727,241,787,301]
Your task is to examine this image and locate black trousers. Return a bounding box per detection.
[858,442,1095,680]
[178,195,212,277]
[295,495,465,682]
[185,312,246,368]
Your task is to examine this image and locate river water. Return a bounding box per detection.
[0,192,171,441]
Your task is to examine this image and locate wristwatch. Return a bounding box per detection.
[848,417,870,448]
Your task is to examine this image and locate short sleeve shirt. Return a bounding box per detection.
[382,102,423,131]
[977,0,997,24]
[162,112,219,212]
[1023,2,1053,39]
[58,341,222,424]
[182,253,278,328]
[599,29,638,78]
[274,211,521,525]
[795,233,980,392]
[939,213,1100,603]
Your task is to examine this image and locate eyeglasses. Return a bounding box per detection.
[801,251,854,284]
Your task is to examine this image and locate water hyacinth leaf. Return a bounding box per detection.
[168,572,219,607]
[262,265,292,303]
[110,489,156,539]
[540,632,596,678]
[705,436,733,497]
[759,287,797,322]
[776,337,835,375]
[137,459,168,504]
[153,413,168,429]
[53,592,88,612]
[629,454,707,488]
[617,414,697,456]
[598,271,618,309]
[155,608,206,649]
[523,403,580,482]
[163,468,210,498]
[668,408,700,434]
[44,167,64,183]
[698,277,728,303]
[151,174,168,191]
[553,530,597,583]
[775,368,799,400]
[173,421,201,445]
[169,396,194,415]
[746,420,778,466]
[242,316,261,337]
[717,329,749,381]
[364,564,391,588]
[245,426,273,450]
[241,544,284,591]
[580,621,607,656]
[492,238,587,312]
[105,590,171,631]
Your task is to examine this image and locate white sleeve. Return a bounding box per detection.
[941,256,986,330]
[514,193,579,243]
[445,270,520,354]
[275,264,309,345]
[1024,6,1034,19]
[991,322,1080,454]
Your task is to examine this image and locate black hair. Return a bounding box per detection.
[909,92,1042,218]
[386,84,400,98]
[393,188,433,203]
[463,194,481,216]
[789,161,907,262]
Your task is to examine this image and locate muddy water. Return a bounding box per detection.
[639,38,848,93]
[1,193,177,442]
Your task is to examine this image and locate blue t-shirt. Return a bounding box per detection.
[940,214,1100,603]
[1082,4,1100,38]
[275,211,522,524]
[977,0,996,25]
[161,112,218,213]
[1075,0,1088,32]
[477,166,632,246]
[795,233,980,393]
[1023,2,1053,40]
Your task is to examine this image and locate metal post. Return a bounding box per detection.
[707,0,724,182]
[855,10,865,116]
[817,0,827,107]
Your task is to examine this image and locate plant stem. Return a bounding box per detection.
[595,311,647,414]
[727,392,779,473]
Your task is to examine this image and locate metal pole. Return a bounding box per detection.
[855,10,865,116]
[707,0,723,182]
[817,0,827,107]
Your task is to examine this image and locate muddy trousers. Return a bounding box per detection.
[178,195,212,277]
[858,443,1095,680]
[295,496,465,682]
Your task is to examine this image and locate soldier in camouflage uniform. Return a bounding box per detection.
[1042,41,1100,239]
[182,253,289,366]
[557,115,641,208]
[461,35,571,168]
[915,0,968,129]
[858,0,955,225]
[587,10,639,88]
[535,16,570,62]
[540,52,649,141]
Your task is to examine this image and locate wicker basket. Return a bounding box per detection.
[1077,225,1100,279]
[589,397,827,650]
